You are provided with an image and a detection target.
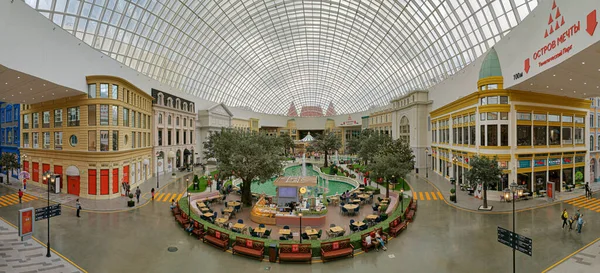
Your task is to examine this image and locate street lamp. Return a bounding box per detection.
[452,156,458,203]
[156,152,160,189]
[43,171,54,257]
[510,181,518,273]
[424,148,429,178]
[187,192,191,218]
[400,188,404,214]
[298,213,303,243]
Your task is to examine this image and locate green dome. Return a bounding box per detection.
[479,48,502,79]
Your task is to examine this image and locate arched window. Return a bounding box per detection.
[167,98,173,108]
[176,99,181,109]
[597,135,600,150]
[176,117,180,126]
[591,135,595,152]
[183,102,188,112]
[183,118,187,127]
[158,113,163,124]
[168,115,172,125]
[189,103,194,113]
[157,93,164,106]
[399,116,410,144]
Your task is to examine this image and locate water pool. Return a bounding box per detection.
[249,164,355,196]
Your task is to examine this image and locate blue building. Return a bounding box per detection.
[0,102,20,180]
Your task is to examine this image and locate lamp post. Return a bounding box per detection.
[400,188,404,214]
[156,152,160,189]
[209,175,213,192]
[425,148,429,178]
[452,156,458,203]
[509,181,518,273]
[298,213,303,243]
[43,171,54,257]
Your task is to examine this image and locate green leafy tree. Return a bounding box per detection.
[357,129,391,166]
[204,129,283,206]
[346,137,361,155]
[0,153,20,184]
[279,133,296,156]
[312,132,342,168]
[464,155,502,209]
[367,138,414,198]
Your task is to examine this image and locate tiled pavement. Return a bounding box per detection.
[0,218,83,273]
[548,238,600,273]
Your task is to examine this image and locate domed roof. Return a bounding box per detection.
[479,48,502,79]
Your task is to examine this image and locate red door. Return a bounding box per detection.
[88,169,97,195]
[112,169,119,194]
[23,161,29,173]
[32,162,39,182]
[123,165,129,183]
[67,176,80,196]
[42,164,50,184]
[100,169,109,195]
[54,166,63,190]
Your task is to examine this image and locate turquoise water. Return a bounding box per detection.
[249,164,355,196]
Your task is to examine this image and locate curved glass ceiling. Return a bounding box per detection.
[27,0,538,115]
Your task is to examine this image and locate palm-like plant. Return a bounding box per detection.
[0,153,20,184]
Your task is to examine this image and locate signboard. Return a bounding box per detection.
[518,160,531,169]
[547,182,555,200]
[35,204,62,221]
[548,158,561,166]
[497,226,533,257]
[497,226,513,248]
[534,159,546,167]
[340,115,359,126]
[18,207,34,240]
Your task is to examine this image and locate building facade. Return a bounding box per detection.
[589,97,600,182]
[429,49,590,196]
[20,76,153,199]
[196,103,233,164]
[0,102,20,180]
[152,89,196,176]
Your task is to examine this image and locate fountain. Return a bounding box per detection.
[302,153,307,177]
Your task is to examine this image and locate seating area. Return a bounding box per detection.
[278,244,312,263]
[320,239,354,262]
[361,228,388,252]
[232,237,265,260]
[203,227,230,251]
[388,216,408,237]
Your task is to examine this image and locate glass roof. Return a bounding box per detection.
[27,0,538,115]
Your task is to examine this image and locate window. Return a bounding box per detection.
[598,135,600,150]
[575,128,584,144]
[487,84,498,90]
[138,132,141,148]
[501,125,508,146]
[176,117,180,126]
[183,130,187,144]
[112,106,118,125]
[112,131,119,151]
[534,114,546,121]
[487,125,498,146]
[158,113,163,124]
[70,135,78,147]
[481,97,487,105]
[33,132,39,148]
[463,127,469,145]
[132,132,136,148]
[100,130,109,151]
[132,110,136,127]
[123,108,129,126]
[42,111,50,128]
[88,131,97,151]
[533,126,547,146]
[480,125,486,146]
[562,115,573,123]
[158,130,163,146]
[575,116,584,123]
[591,115,595,128]
[470,126,475,146]
[517,126,532,146]
[138,112,141,128]
[23,133,29,148]
[499,96,508,104]
[97,105,108,125]
[548,114,560,122]
[517,113,531,121]
[480,113,486,121]
[488,96,498,104]
[33,113,39,128]
[500,112,509,120]
[183,118,187,127]
[168,115,172,125]
[112,85,118,99]
[168,130,172,145]
[54,109,62,127]
[88,84,96,98]
[23,114,29,129]
[591,135,595,151]
[100,84,109,98]
[598,114,600,128]
[43,132,50,149]
[68,107,80,126]
[562,127,573,144]
[88,105,96,126]
[6,129,11,144]
[176,130,180,145]
[487,112,498,120]
[549,126,560,145]
[54,132,63,150]
[13,127,17,144]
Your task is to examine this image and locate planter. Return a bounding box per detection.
[449,195,456,202]
[127,200,135,207]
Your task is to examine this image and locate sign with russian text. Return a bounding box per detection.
[18,207,34,240]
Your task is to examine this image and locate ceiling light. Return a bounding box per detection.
[17,76,20,79]
[19,92,21,94]
[584,82,587,85]
[530,83,533,85]
[582,62,586,64]
[30,88,32,90]
[561,88,564,91]
[546,86,549,88]
[52,93,54,95]
[43,84,46,86]
[41,96,44,98]
[584,93,587,96]
[553,74,556,77]
[574,90,576,93]
[4,83,7,85]
[11,94,13,96]
[570,78,573,81]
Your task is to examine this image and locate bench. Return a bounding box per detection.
[203,228,229,251]
[175,212,190,227]
[388,217,408,237]
[406,209,415,222]
[409,199,417,211]
[172,204,182,216]
[361,228,388,253]
[191,221,205,240]
[232,237,264,260]
[320,239,354,262]
[279,244,312,263]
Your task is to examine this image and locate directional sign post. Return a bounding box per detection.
[35,204,61,221]
[497,226,533,272]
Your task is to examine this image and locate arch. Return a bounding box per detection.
[168,115,172,125]
[158,113,163,124]
[157,93,164,106]
[176,149,182,168]
[176,98,181,109]
[591,158,597,182]
[183,102,188,112]
[399,116,410,144]
[66,165,80,176]
[189,103,194,113]
[167,97,173,108]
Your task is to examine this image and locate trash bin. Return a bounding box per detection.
[268,243,277,263]
[0,176,3,183]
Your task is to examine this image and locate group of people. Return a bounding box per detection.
[363,230,387,251]
[562,209,584,233]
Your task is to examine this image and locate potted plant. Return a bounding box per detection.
[449,188,456,202]
[380,212,388,221]
[127,193,135,207]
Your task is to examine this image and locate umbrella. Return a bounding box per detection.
[19,171,30,179]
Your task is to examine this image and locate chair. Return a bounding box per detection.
[237,219,244,224]
[249,227,260,237]
[350,224,359,233]
[279,236,288,240]
[259,224,265,228]
[213,212,217,219]
[341,207,349,216]
[234,205,241,213]
[283,225,290,230]
[330,224,336,228]
[359,222,368,231]
[220,195,227,203]
[301,233,310,240]
[353,207,360,215]
[317,229,322,239]
[262,229,271,239]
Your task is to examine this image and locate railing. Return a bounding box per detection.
[312,164,360,189]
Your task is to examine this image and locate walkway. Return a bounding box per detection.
[0,169,199,211]
[420,169,600,212]
[546,237,600,273]
[0,217,84,273]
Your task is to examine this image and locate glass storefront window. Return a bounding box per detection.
[470,126,476,145]
[517,125,531,146]
[533,126,547,146]
[488,96,498,104]
[517,112,531,120]
[575,128,584,144]
[562,115,573,122]
[463,127,469,145]
[562,127,572,144]
[534,114,546,121]
[501,125,508,146]
[487,112,498,120]
[499,96,508,104]
[480,125,486,146]
[548,114,560,122]
[549,126,560,145]
[534,172,547,192]
[575,117,584,123]
[487,125,498,146]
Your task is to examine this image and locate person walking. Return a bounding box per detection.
[151,188,155,200]
[561,209,569,229]
[577,214,584,233]
[18,189,23,203]
[76,199,81,218]
[122,181,127,196]
[135,186,141,203]
[585,182,592,199]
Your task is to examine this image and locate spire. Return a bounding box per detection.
[325,102,337,116]
[287,102,298,117]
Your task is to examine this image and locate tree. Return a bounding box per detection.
[279,133,295,156]
[312,132,342,168]
[367,138,414,198]
[357,129,391,166]
[346,137,361,155]
[0,153,20,184]
[464,155,502,209]
[204,129,283,206]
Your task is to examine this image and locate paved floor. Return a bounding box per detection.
[0,217,83,273]
[547,238,600,273]
[0,173,599,272]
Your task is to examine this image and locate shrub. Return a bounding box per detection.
[450,188,456,194]
[128,193,134,199]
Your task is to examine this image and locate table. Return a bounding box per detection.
[352,221,366,227]
[305,229,319,239]
[330,196,340,205]
[329,226,344,233]
[233,223,246,231]
[223,207,234,214]
[254,227,267,234]
[227,201,241,207]
[351,199,362,204]
[215,218,228,227]
[279,229,291,235]
[203,212,214,218]
[197,202,206,208]
[357,194,370,199]
[200,207,211,213]
[366,214,379,220]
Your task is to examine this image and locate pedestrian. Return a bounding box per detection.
[577,214,584,233]
[18,189,23,203]
[561,209,568,229]
[568,216,575,231]
[126,183,131,197]
[135,186,141,203]
[585,182,591,199]
[122,181,127,195]
[76,199,81,217]
[151,188,155,200]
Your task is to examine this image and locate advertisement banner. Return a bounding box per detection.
[18,207,34,240]
[547,182,555,201]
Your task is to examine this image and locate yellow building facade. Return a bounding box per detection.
[20,76,153,199]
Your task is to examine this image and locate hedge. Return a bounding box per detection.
[178,196,410,257]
